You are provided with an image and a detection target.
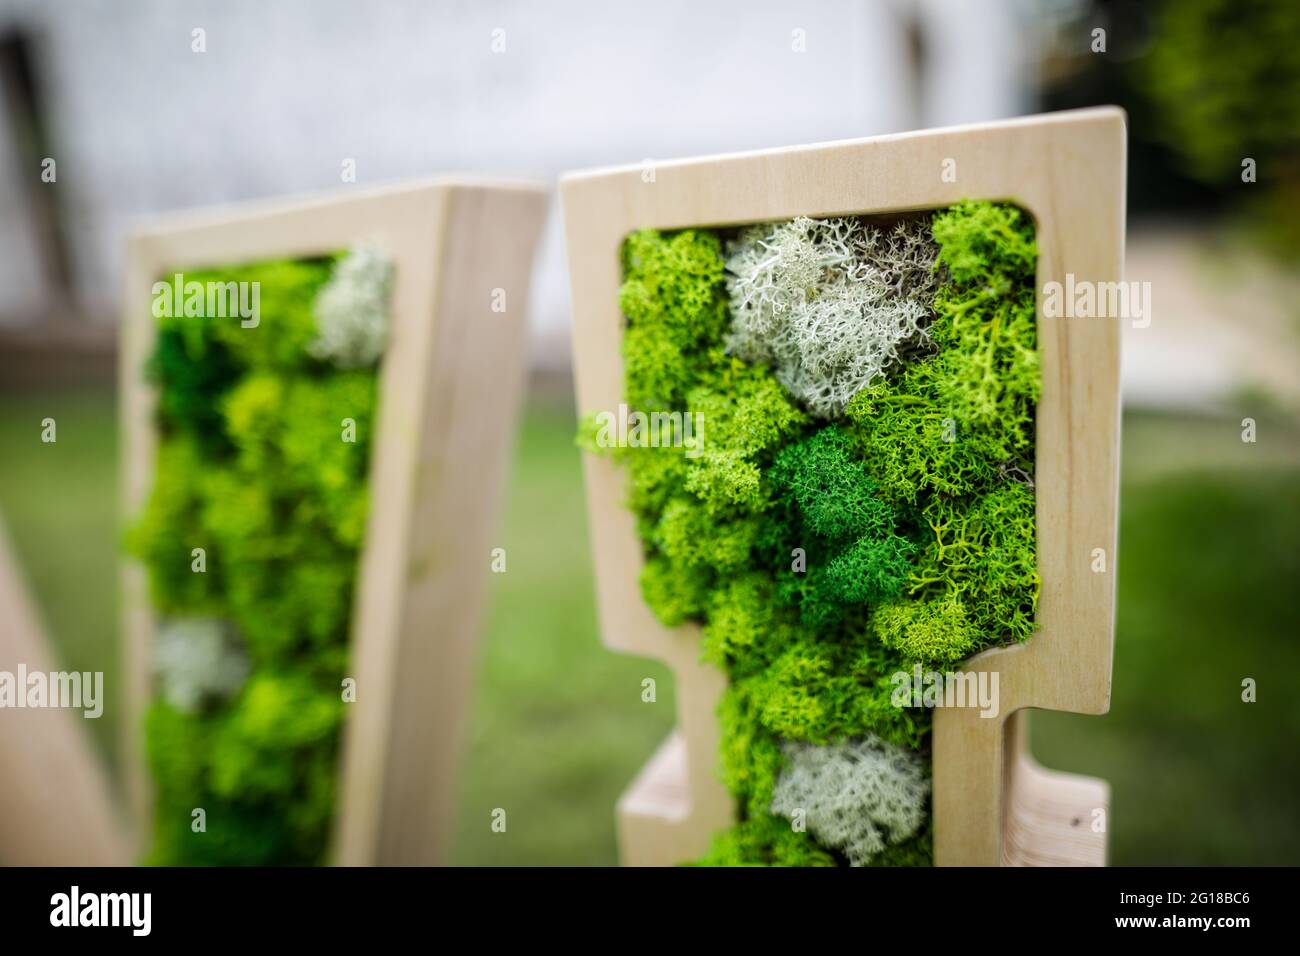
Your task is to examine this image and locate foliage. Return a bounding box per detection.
[586,201,1038,866]
[844,200,1039,503]
[619,228,730,410]
[1140,0,1300,256]
[143,672,342,866]
[1142,0,1300,180]
[881,484,1039,663]
[131,250,385,865]
[693,813,838,867]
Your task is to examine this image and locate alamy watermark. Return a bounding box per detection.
[592,403,705,458]
[891,664,999,718]
[0,666,103,718]
[151,272,260,328]
[50,886,150,936]
[1042,273,1151,329]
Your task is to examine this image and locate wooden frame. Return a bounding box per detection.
[121,178,547,865]
[560,108,1125,866]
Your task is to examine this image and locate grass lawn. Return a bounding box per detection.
[0,387,1296,864]
[1032,413,1300,865]
[0,388,121,765]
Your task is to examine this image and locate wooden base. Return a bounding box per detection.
[618,713,1108,867]
[615,731,722,868]
[1001,756,1108,867]
[1001,711,1108,867]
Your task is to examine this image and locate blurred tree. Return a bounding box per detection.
[1142,0,1300,255]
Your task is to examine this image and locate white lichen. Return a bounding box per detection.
[309,242,394,368]
[153,617,250,713]
[725,216,940,418]
[769,733,930,865]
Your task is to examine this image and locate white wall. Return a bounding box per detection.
[0,0,1036,361]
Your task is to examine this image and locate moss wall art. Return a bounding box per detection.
[129,245,393,865]
[582,200,1040,866]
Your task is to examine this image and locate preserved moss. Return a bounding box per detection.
[585,200,1039,866]
[130,249,386,865]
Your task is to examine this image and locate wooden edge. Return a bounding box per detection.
[334,183,549,865]
[0,512,132,865]
[559,107,1126,187]
[127,176,545,245]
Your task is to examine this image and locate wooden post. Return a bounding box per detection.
[120,179,547,865]
[561,108,1125,866]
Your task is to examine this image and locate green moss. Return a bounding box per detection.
[733,636,928,751]
[128,435,226,615]
[771,427,894,541]
[701,573,776,665]
[207,259,336,370]
[845,200,1039,504]
[693,814,837,867]
[146,327,241,456]
[872,595,978,666]
[619,229,730,410]
[717,685,785,818]
[767,426,916,623]
[585,202,1038,866]
[884,483,1039,663]
[652,496,762,577]
[133,252,382,865]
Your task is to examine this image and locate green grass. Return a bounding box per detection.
[1,388,1297,864]
[0,387,121,766]
[1031,413,1300,865]
[446,402,675,865]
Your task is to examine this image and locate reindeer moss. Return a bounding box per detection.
[131,252,383,865]
[586,200,1040,866]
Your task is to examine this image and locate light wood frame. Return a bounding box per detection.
[121,178,547,865]
[561,108,1125,866]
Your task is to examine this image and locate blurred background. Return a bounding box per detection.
[0,0,1297,864]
